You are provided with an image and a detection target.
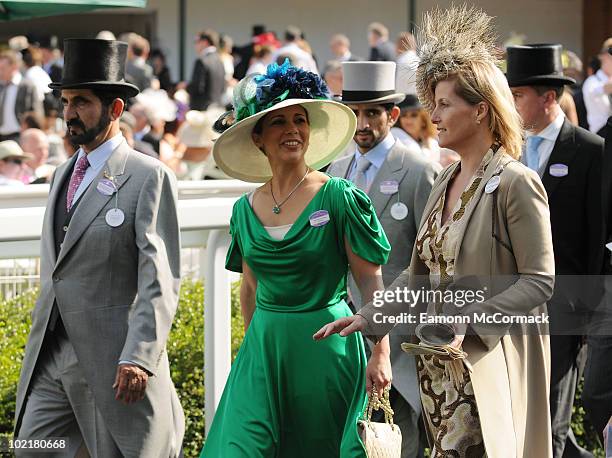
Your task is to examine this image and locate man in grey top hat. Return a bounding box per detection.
[327,61,439,458]
[14,39,184,457]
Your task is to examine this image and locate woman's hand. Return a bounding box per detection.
[449,333,465,349]
[449,322,466,349]
[366,351,392,397]
[313,314,367,340]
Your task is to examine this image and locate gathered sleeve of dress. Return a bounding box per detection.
[335,180,391,266]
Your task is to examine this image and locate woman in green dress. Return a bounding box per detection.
[200,61,393,457]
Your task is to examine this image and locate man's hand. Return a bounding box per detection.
[113,364,149,404]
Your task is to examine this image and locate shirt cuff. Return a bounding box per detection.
[118,360,151,375]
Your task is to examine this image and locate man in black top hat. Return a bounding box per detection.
[508,43,604,458]
[14,39,184,457]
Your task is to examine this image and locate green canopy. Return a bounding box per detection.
[0,0,147,21]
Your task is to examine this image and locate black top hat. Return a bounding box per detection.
[49,39,139,98]
[398,94,422,110]
[506,44,575,87]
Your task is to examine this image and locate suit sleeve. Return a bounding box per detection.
[412,161,440,229]
[27,83,43,118]
[187,59,205,98]
[585,137,605,275]
[604,118,612,271]
[119,165,181,376]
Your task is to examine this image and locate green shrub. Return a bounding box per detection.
[168,280,245,457]
[0,289,35,436]
[572,378,605,457]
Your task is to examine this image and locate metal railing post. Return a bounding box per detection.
[203,229,232,436]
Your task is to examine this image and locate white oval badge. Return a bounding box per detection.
[105,208,125,227]
[309,210,330,227]
[390,202,409,220]
[549,163,568,177]
[380,180,399,195]
[97,179,116,196]
[485,175,501,194]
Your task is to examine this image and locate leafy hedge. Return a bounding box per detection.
[0,283,605,457]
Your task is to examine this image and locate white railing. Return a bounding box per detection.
[0,180,257,434]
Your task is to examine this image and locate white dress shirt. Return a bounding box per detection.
[347,133,395,188]
[134,124,150,141]
[582,69,611,133]
[0,72,22,135]
[336,51,353,62]
[390,126,421,151]
[24,65,52,102]
[273,43,319,74]
[396,50,419,95]
[70,134,125,205]
[525,111,565,172]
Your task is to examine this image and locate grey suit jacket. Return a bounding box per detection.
[327,140,439,414]
[125,59,155,92]
[15,141,184,457]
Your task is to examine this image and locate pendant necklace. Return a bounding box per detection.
[270,168,310,214]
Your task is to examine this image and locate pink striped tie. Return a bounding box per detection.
[66,155,90,212]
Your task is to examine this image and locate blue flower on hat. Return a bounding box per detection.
[231,59,330,124]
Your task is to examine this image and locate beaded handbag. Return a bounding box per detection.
[357,386,402,458]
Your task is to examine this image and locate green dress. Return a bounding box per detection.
[200,177,390,458]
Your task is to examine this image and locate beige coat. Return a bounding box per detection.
[359,149,555,458]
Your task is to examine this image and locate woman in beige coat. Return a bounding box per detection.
[315,6,554,457]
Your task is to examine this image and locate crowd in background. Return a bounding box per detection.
[0,22,608,188]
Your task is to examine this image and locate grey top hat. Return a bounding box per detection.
[341,61,406,105]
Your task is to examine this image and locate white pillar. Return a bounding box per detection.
[204,229,232,436]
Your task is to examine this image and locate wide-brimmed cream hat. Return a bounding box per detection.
[213,98,355,183]
[0,140,33,162]
[212,61,357,182]
[178,109,222,148]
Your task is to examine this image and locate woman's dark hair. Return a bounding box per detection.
[252,105,310,135]
[150,48,166,63]
[20,111,45,129]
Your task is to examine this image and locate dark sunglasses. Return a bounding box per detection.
[4,157,23,165]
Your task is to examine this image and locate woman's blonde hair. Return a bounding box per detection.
[416,5,523,159]
[400,108,437,142]
[434,63,524,159]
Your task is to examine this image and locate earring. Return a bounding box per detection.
[476,119,481,125]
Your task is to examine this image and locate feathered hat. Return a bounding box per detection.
[415,5,500,113]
